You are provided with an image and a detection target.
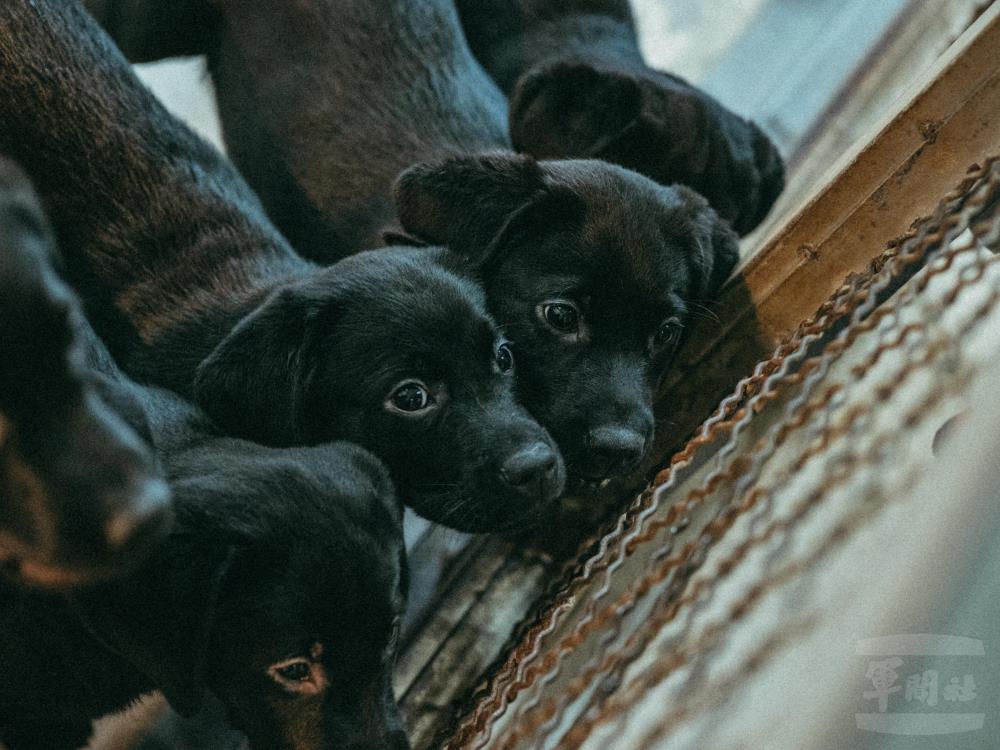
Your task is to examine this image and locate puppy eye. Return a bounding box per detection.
[387,381,434,414]
[539,301,580,334]
[651,317,682,353]
[495,342,514,373]
[267,655,329,695]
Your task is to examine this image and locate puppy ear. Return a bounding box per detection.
[193,283,329,446]
[509,61,644,160]
[71,542,236,718]
[392,153,551,262]
[380,228,426,247]
[674,186,741,300]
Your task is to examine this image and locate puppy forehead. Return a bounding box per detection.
[540,161,693,302]
[335,253,500,369]
[277,536,404,643]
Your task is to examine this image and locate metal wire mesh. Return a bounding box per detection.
[442,156,1000,750]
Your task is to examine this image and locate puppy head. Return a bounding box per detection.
[508,59,785,235]
[394,153,739,494]
[77,441,410,750]
[194,247,565,532]
[0,158,171,587]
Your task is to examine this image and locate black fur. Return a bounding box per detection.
[0,169,410,750]
[0,0,563,533]
[84,0,738,494]
[455,0,786,235]
[84,0,782,237]
[0,436,410,750]
[0,157,170,588]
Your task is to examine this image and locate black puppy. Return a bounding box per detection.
[88,0,741,495]
[0,157,170,588]
[0,0,563,533]
[0,171,410,750]
[455,0,785,236]
[1,434,410,750]
[1,439,409,750]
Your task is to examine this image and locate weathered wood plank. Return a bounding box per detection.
[400,548,554,749]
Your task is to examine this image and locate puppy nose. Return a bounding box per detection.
[500,442,558,491]
[103,476,172,551]
[587,426,646,475]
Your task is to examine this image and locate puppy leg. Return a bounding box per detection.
[81,0,218,62]
[455,0,785,235]
[454,0,639,93]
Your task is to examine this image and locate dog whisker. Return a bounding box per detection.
[688,301,723,325]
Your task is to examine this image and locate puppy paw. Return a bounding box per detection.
[509,59,785,236]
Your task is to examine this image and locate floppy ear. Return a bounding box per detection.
[193,284,331,446]
[71,542,236,717]
[509,61,644,160]
[380,228,426,247]
[392,153,551,262]
[673,186,741,300]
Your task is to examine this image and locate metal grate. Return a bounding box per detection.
[442,157,1000,750]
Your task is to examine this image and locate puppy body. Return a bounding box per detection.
[86,0,781,243]
[84,0,507,259]
[0,171,410,750]
[208,0,511,259]
[0,1,313,358]
[0,0,563,532]
[0,158,170,587]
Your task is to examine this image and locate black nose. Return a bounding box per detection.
[500,442,558,493]
[587,426,646,476]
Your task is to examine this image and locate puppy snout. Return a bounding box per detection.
[586,426,646,476]
[500,442,559,497]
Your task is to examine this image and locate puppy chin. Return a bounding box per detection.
[564,459,633,496]
[569,475,616,495]
[405,486,558,535]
